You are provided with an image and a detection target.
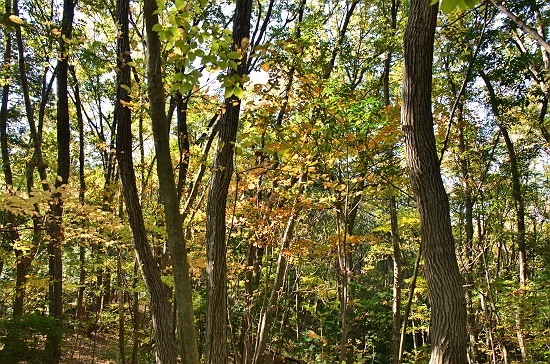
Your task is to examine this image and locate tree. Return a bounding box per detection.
[45,0,74,360]
[204,0,252,363]
[115,0,176,360]
[401,0,467,362]
[142,0,199,361]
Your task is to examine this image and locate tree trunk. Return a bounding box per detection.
[70,65,88,320]
[252,204,298,364]
[45,0,75,360]
[115,0,176,360]
[457,113,481,363]
[118,248,126,364]
[204,0,252,363]
[398,246,421,364]
[11,0,45,316]
[480,72,528,363]
[142,0,200,361]
[401,0,467,362]
[390,195,402,364]
[0,0,25,314]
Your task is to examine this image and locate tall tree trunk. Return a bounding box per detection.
[204,0,252,363]
[389,195,402,364]
[252,203,299,364]
[382,1,401,360]
[131,259,141,364]
[45,0,75,361]
[12,0,46,316]
[457,114,481,363]
[1,0,22,310]
[118,248,126,364]
[401,0,467,362]
[70,65,88,320]
[398,246,421,364]
[480,72,528,363]
[142,0,199,361]
[115,0,176,361]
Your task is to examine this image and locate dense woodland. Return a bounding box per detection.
[0,0,549,362]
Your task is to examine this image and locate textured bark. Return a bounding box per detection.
[204,0,252,363]
[115,0,176,361]
[143,0,199,361]
[401,0,467,362]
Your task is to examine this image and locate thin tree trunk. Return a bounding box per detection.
[118,248,126,364]
[131,260,141,364]
[0,0,25,314]
[401,0,467,362]
[480,72,528,363]
[457,114,481,363]
[11,0,47,316]
[398,246,421,364]
[115,0,176,360]
[252,204,298,364]
[205,0,252,362]
[390,195,402,364]
[45,0,74,360]
[142,0,200,361]
[489,0,550,54]
[71,65,88,320]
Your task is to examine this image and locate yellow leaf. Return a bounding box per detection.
[9,14,25,25]
[307,330,320,339]
[260,62,270,72]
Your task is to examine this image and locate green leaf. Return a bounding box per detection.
[227,51,240,59]
[174,0,185,10]
[210,42,220,53]
[225,87,235,99]
[120,84,131,93]
[152,23,163,32]
[440,0,456,14]
[233,86,244,99]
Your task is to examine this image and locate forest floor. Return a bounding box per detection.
[61,330,118,364]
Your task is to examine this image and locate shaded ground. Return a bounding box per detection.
[62,331,118,364]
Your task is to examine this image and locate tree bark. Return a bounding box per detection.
[401,0,467,362]
[142,0,200,361]
[115,0,176,361]
[204,0,252,363]
[45,0,75,361]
